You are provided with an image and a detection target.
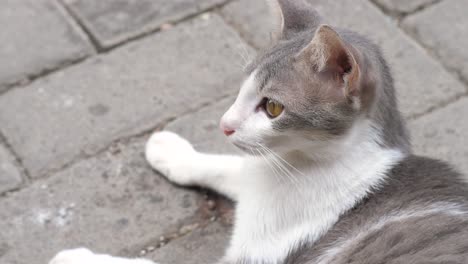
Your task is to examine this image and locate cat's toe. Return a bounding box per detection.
[49,248,94,264]
[145,131,196,185]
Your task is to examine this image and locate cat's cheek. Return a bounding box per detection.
[236,115,274,144]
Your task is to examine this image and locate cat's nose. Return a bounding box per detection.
[220,121,235,136]
[223,129,235,136]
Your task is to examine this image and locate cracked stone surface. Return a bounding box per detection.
[0,144,23,194]
[148,221,230,263]
[410,97,468,175]
[402,0,468,85]
[63,0,227,48]
[373,0,438,15]
[0,138,201,264]
[0,0,93,92]
[220,0,274,49]
[0,14,251,179]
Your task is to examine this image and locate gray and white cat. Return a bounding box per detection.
[50,1,468,264]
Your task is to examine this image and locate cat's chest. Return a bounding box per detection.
[223,194,340,264]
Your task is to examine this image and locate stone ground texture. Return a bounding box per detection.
[0,0,467,263]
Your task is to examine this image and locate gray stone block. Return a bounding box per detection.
[149,222,230,264]
[63,0,227,48]
[219,0,466,119]
[0,0,93,92]
[0,138,200,264]
[410,97,468,176]
[0,15,252,178]
[373,0,437,15]
[220,0,275,49]
[402,0,468,85]
[0,144,23,194]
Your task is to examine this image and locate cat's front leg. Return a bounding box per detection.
[49,248,157,264]
[145,131,248,200]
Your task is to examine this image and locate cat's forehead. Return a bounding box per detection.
[245,33,314,88]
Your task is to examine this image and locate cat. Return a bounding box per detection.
[49,0,468,264]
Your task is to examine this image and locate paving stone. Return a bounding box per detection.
[220,0,275,49]
[165,96,240,154]
[402,0,468,85]
[373,0,437,15]
[0,15,252,178]
[0,144,23,194]
[148,221,230,264]
[0,0,93,92]
[63,0,227,48]
[410,97,468,175]
[0,138,201,264]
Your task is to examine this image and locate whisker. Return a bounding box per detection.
[256,147,284,185]
[257,143,303,193]
[259,143,305,176]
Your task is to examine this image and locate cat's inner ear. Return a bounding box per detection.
[269,0,321,40]
[299,25,361,99]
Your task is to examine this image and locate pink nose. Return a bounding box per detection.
[223,129,235,136]
[220,122,235,136]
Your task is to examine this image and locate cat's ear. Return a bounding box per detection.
[268,0,321,40]
[299,25,361,99]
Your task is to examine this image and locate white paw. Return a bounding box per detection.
[145,131,198,186]
[49,248,158,264]
[49,248,95,264]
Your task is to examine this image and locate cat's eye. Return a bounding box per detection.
[265,99,284,118]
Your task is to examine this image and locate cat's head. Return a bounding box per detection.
[220,0,408,154]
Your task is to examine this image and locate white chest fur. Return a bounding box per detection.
[224,139,404,263]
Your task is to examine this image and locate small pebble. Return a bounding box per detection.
[210,216,217,222]
[201,13,211,20]
[160,23,173,31]
[147,246,156,252]
[179,223,199,235]
[139,250,147,256]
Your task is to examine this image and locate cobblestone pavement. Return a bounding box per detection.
[1,1,467,263]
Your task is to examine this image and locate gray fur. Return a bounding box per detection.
[238,0,467,263]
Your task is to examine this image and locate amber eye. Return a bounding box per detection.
[265,99,284,118]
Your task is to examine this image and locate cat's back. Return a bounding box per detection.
[287,155,468,264]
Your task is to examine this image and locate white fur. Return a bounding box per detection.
[224,133,403,263]
[49,248,156,264]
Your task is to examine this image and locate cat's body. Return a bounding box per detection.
[50,1,468,264]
